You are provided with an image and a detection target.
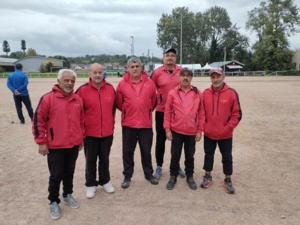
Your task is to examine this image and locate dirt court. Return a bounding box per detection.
[0,76,300,225]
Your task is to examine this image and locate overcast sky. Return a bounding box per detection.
[1,0,299,59]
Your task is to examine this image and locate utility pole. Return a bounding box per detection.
[131,36,134,57]
[180,12,183,66]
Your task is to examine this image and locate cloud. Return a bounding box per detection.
[1,0,299,58]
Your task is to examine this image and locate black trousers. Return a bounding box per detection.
[122,126,154,179]
[169,130,196,177]
[203,136,233,176]
[154,111,167,167]
[84,135,113,186]
[13,95,33,123]
[47,147,79,204]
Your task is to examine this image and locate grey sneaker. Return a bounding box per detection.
[63,194,79,209]
[200,174,213,188]
[178,168,186,178]
[153,166,162,179]
[50,202,61,220]
[223,178,235,194]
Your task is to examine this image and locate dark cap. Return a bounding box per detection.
[164,48,176,54]
[180,67,193,76]
[15,63,23,69]
[209,68,223,76]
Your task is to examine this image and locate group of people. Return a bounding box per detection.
[6,49,242,220]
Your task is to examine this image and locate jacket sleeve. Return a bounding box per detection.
[116,82,123,111]
[6,76,15,93]
[199,93,206,131]
[150,79,157,111]
[32,95,50,145]
[227,91,242,130]
[79,97,85,139]
[197,90,204,133]
[163,92,173,133]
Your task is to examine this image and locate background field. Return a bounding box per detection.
[0,76,300,225]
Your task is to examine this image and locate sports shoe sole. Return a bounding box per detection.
[223,183,235,194]
[200,181,213,188]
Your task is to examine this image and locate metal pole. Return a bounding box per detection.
[180,12,183,66]
[131,36,134,56]
[223,46,226,74]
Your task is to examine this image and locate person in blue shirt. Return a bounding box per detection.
[7,63,34,124]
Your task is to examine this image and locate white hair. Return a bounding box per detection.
[57,69,77,80]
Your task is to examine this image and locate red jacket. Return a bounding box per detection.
[76,78,116,138]
[201,83,242,140]
[116,72,156,128]
[151,64,181,112]
[164,85,203,135]
[32,85,85,149]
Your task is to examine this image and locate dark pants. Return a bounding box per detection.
[84,135,113,187]
[155,111,166,167]
[170,130,196,177]
[122,126,154,179]
[47,147,79,204]
[203,136,233,176]
[13,95,34,123]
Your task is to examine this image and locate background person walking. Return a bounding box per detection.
[7,63,33,124]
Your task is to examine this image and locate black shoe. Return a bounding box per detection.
[187,176,197,190]
[121,178,131,189]
[166,176,177,190]
[146,175,159,185]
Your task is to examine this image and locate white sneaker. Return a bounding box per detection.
[86,186,96,199]
[102,181,115,193]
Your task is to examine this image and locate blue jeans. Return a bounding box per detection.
[13,95,33,123]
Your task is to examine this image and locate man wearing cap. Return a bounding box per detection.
[164,67,203,190]
[200,68,242,194]
[151,48,185,179]
[7,63,34,124]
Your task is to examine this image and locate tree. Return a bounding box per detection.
[2,40,10,56]
[45,62,53,72]
[10,51,24,59]
[156,6,249,65]
[246,0,300,70]
[21,40,26,56]
[27,48,38,56]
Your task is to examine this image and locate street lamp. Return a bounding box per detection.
[131,36,134,57]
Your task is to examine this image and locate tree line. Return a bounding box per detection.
[157,0,299,71]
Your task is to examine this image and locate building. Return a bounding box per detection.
[0,57,18,72]
[14,56,65,72]
[209,60,244,75]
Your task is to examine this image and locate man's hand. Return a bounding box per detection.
[38,144,48,156]
[166,131,172,141]
[79,143,83,151]
[196,133,202,142]
[14,90,20,95]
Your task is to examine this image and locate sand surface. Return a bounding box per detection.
[0,76,300,225]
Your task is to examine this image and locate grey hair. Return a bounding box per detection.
[57,69,77,80]
[127,57,142,68]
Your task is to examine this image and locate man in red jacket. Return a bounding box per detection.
[76,63,116,199]
[200,68,242,194]
[151,48,185,179]
[164,67,203,190]
[32,69,85,220]
[116,57,158,189]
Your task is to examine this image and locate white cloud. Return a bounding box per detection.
[1,0,299,58]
